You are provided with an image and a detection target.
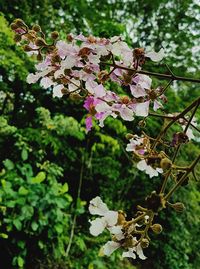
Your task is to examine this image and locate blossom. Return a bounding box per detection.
[89,197,118,236]
[122,243,147,260]
[52,84,63,98]
[137,160,163,178]
[145,48,165,62]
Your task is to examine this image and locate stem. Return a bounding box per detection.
[151,97,200,150]
[164,154,200,200]
[66,152,85,257]
[101,62,200,84]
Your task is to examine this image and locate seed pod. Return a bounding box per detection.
[51,31,59,40]
[151,223,163,234]
[160,157,172,170]
[13,34,22,42]
[140,238,149,248]
[171,202,185,213]
[35,37,47,47]
[32,24,41,32]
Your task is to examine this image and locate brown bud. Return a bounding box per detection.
[98,70,109,83]
[69,93,82,101]
[51,31,59,40]
[117,210,126,225]
[151,223,163,234]
[125,133,135,140]
[160,158,172,170]
[14,19,25,28]
[37,52,43,61]
[13,34,22,43]
[35,37,47,47]
[140,238,149,248]
[10,23,18,30]
[171,202,185,213]
[32,24,41,32]
[121,96,130,104]
[66,34,73,42]
[78,47,92,57]
[61,88,70,95]
[87,35,96,43]
[138,120,146,127]
[51,54,61,63]
[23,45,33,52]
[134,48,145,57]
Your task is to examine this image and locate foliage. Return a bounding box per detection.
[0,1,200,269]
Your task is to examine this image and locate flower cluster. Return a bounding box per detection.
[11,19,165,132]
[89,197,148,260]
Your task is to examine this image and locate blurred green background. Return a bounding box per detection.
[0,0,200,268]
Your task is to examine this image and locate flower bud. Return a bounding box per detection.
[51,54,61,63]
[13,34,22,42]
[14,19,25,28]
[23,45,33,52]
[37,52,43,61]
[32,24,41,32]
[10,23,18,30]
[69,93,82,101]
[160,157,172,170]
[138,120,146,127]
[133,48,145,58]
[121,96,130,104]
[140,238,149,248]
[117,210,126,225]
[171,202,185,213]
[151,223,163,234]
[35,37,47,47]
[125,133,135,140]
[51,31,59,40]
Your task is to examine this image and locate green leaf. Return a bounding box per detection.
[21,148,28,161]
[3,159,14,170]
[13,219,22,231]
[31,171,46,184]
[17,256,24,268]
[18,186,29,196]
[31,221,39,231]
[59,183,68,194]
[0,233,8,239]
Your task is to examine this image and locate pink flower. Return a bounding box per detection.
[86,116,93,132]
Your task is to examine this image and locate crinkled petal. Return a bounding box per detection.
[102,241,120,256]
[89,196,109,216]
[122,249,136,259]
[135,101,150,117]
[53,84,63,98]
[137,160,148,171]
[104,210,118,226]
[89,217,107,236]
[146,48,165,62]
[136,244,147,260]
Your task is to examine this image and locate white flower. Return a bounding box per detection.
[108,225,124,240]
[122,243,147,260]
[40,77,54,89]
[102,241,121,256]
[137,160,163,178]
[27,73,40,84]
[126,136,144,152]
[146,48,165,62]
[89,196,118,236]
[89,196,109,216]
[52,84,63,98]
[134,101,150,117]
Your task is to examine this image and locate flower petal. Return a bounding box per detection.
[102,241,120,256]
[89,196,109,216]
[89,217,106,236]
